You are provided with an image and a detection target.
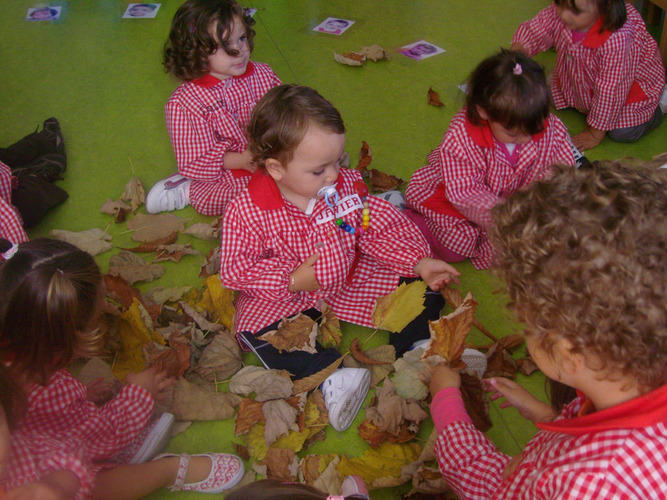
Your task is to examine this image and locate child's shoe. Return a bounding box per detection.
[321,367,371,432]
[341,475,370,499]
[567,137,590,169]
[375,190,407,210]
[13,152,66,182]
[41,117,66,158]
[145,174,191,213]
[110,412,175,464]
[155,453,244,493]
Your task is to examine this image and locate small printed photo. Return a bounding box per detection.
[26,6,62,21]
[400,40,445,61]
[313,17,354,35]
[123,3,161,18]
[244,8,257,18]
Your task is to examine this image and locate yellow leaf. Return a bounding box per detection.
[248,420,323,462]
[372,281,427,332]
[336,441,421,489]
[204,274,236,331]
[112,299,165,380]
[318,304,342,347]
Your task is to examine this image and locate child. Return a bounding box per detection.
[226,476,370,499]
[220,84,460,431]
[512,0,665,150]
[146,0,282,215]
[428,162,667,499]
[0,117,68,249]
[405,50,576,270]
[0,238,245,498]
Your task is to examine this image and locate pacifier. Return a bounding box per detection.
[318,185,339,209]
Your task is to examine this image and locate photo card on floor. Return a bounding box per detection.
[123,3,161,19]
[400,40,445,61]
[313,17,355,35]
[26,6,62,21]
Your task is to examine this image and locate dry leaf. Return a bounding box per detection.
[194,332,242,382]
[318,304,342,347]
[372,281,428,333]
[334,51,366,66]
[122,232,179,253]
[126,213,187,242]
[235,398,266,435]
[350,338,390,365]
[178,300,225,335]
[485,342,519,378]
[121,176,146,212]
[49,228,112,256]
[422,293,477,363]
[460,372,492,432]
[199,246,221,277]
[427,87,445,107]
[517,357,539,375]
[344,344,396,386]
[108,251,165,285]
[358,420,417,447]
[441,287,498,342]
[183,221,221,240]
[392,349,429,401]
[153,244,201,263]
[253,370,294,402]
[263,399,300,446]
[336,442,421,489]
[230,366,270,395]
[201,275,236,332]
[358,44,390,61]
[259,313,318,354]
[292,356,344,395]
[356,141,372,173]
[312,456,343,495]
[144,286,192,306]
[365,379,428,436]
[170,377,241,420]
[100,199,131,221]
[233,443,250,462]
[369,169,405,193]
[144,339,190,378]
[261,448,299,482]
[411,465,453,495]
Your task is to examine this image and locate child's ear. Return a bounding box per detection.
[265,158,285,182]
[476,106,489,121]
[557,338,585,376]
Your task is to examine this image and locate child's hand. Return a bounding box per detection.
[126,366,174,400]
[7,470,80,500]
[572,127,605,151]
[484,377,557,423]
[509,42,528,55]
[414,257,460,291]
[223,150,256,172]
[429,364,461,397]
[85,377,115,405]
[289,253,321,292]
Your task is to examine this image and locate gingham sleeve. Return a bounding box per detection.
[586,37,635,131]
[165,98,238,182]
[512,5,559,56]
[220,201,300,301]
[357,197,429,276]
[0,161,28,247]
[434,421,510,499]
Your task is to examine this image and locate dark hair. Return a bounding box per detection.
[491,162,666,392]
[248,84,346,169]
[225,479,368,500]
[0,364,26,430]
[553,0,627,31]
[163,0,256,81]
[466,49,550,135]
[0,238,104,386]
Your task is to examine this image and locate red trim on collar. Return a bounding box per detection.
[582,18,612,49]
[190,61,256,88]
[537,384,667,436]
[464,116,548,148]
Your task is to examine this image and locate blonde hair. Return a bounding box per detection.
[491,162,666,392]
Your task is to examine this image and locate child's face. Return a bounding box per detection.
[129,5,154,17]
[269,124,345,208]
[207,16,250,80]
[556,0,599,32]
[525,335,560,381]
[486,120,532,145]
[31,8,55,20]
[324,19,348,31]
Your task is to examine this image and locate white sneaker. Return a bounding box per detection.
[111,412,175,464]
[375,190,406,210]
[321,367,370,432]
[145,174,191,214]
[461,348,487,377]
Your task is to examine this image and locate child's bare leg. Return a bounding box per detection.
[91,456,212,500]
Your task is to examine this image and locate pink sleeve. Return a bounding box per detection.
[430,387,473,433]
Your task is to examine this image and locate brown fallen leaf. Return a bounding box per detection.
[356,141,373,174]
[194,331,242,382]
[259,313,318,354]
[144,341,190,378]
[199,246,221,278]
[485,342,519,378]
[183,221,221,240]
[126,213,187,243]
[333,51,366,66]
[122,232,179,253]
[178,301,225,335]
[358,44,391,62]
[263,399,300,446]
[233,443,250,462]
[422,293,477,365]
[369,168,405,193]
[49,228,113,256]
[344,344,396,387]
[108,250,165,285]
[235,398,266,436]
[170,377,241,421]
[410,465,455,496]
[441,287,498,342]
[312,456,343,496]
[358,420,417,447]
[292,356,345,395]
[121,176,146,212]
[100,199,131,222]
[153,244,201,263]
[427,87,445,107]
[351,338,390,366]
[261,448,299,482]
[318,304,342,347]
[460,372,492,432]
[365,379,428,436]
[392,349,429,401]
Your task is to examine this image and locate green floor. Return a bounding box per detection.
[1,0,665,498]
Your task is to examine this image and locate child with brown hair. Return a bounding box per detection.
[512,0,665,150]
[146,0,281,215]
[220,84,460,431]
[405,50,576,270]
[428,162,667,498]
[0,239,245,498]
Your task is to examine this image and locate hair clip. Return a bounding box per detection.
[513,62,522,75]
[189,21,196,33]
[1,242,19,260]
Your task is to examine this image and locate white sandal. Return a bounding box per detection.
[154,453,244,493]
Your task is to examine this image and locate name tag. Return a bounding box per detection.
[314,194,363,225]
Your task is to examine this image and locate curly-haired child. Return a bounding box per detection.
[428,162,667,499]
[146,0,281,215]
[405,50,576,270]
[512,0,665,150]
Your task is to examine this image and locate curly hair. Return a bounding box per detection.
[491,162,666,392]
[163,0,255,81]
[247,84,345,169]
[0,238,104,386]
[466,49,550,136]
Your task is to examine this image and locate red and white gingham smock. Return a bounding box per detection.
[405,110,574,270]
[0,160,28,249]
[513,3,665,131]
[165,62,281,216]
[434,384,667,499]
[2,369,153,499]
[220,168,431,336]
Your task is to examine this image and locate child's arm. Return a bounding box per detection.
[429,365,511,499]
[0,162,28,248]
[485,377,557,424]
[511,4,560,56]
[6,470,80,500]
[414,257,460,291]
